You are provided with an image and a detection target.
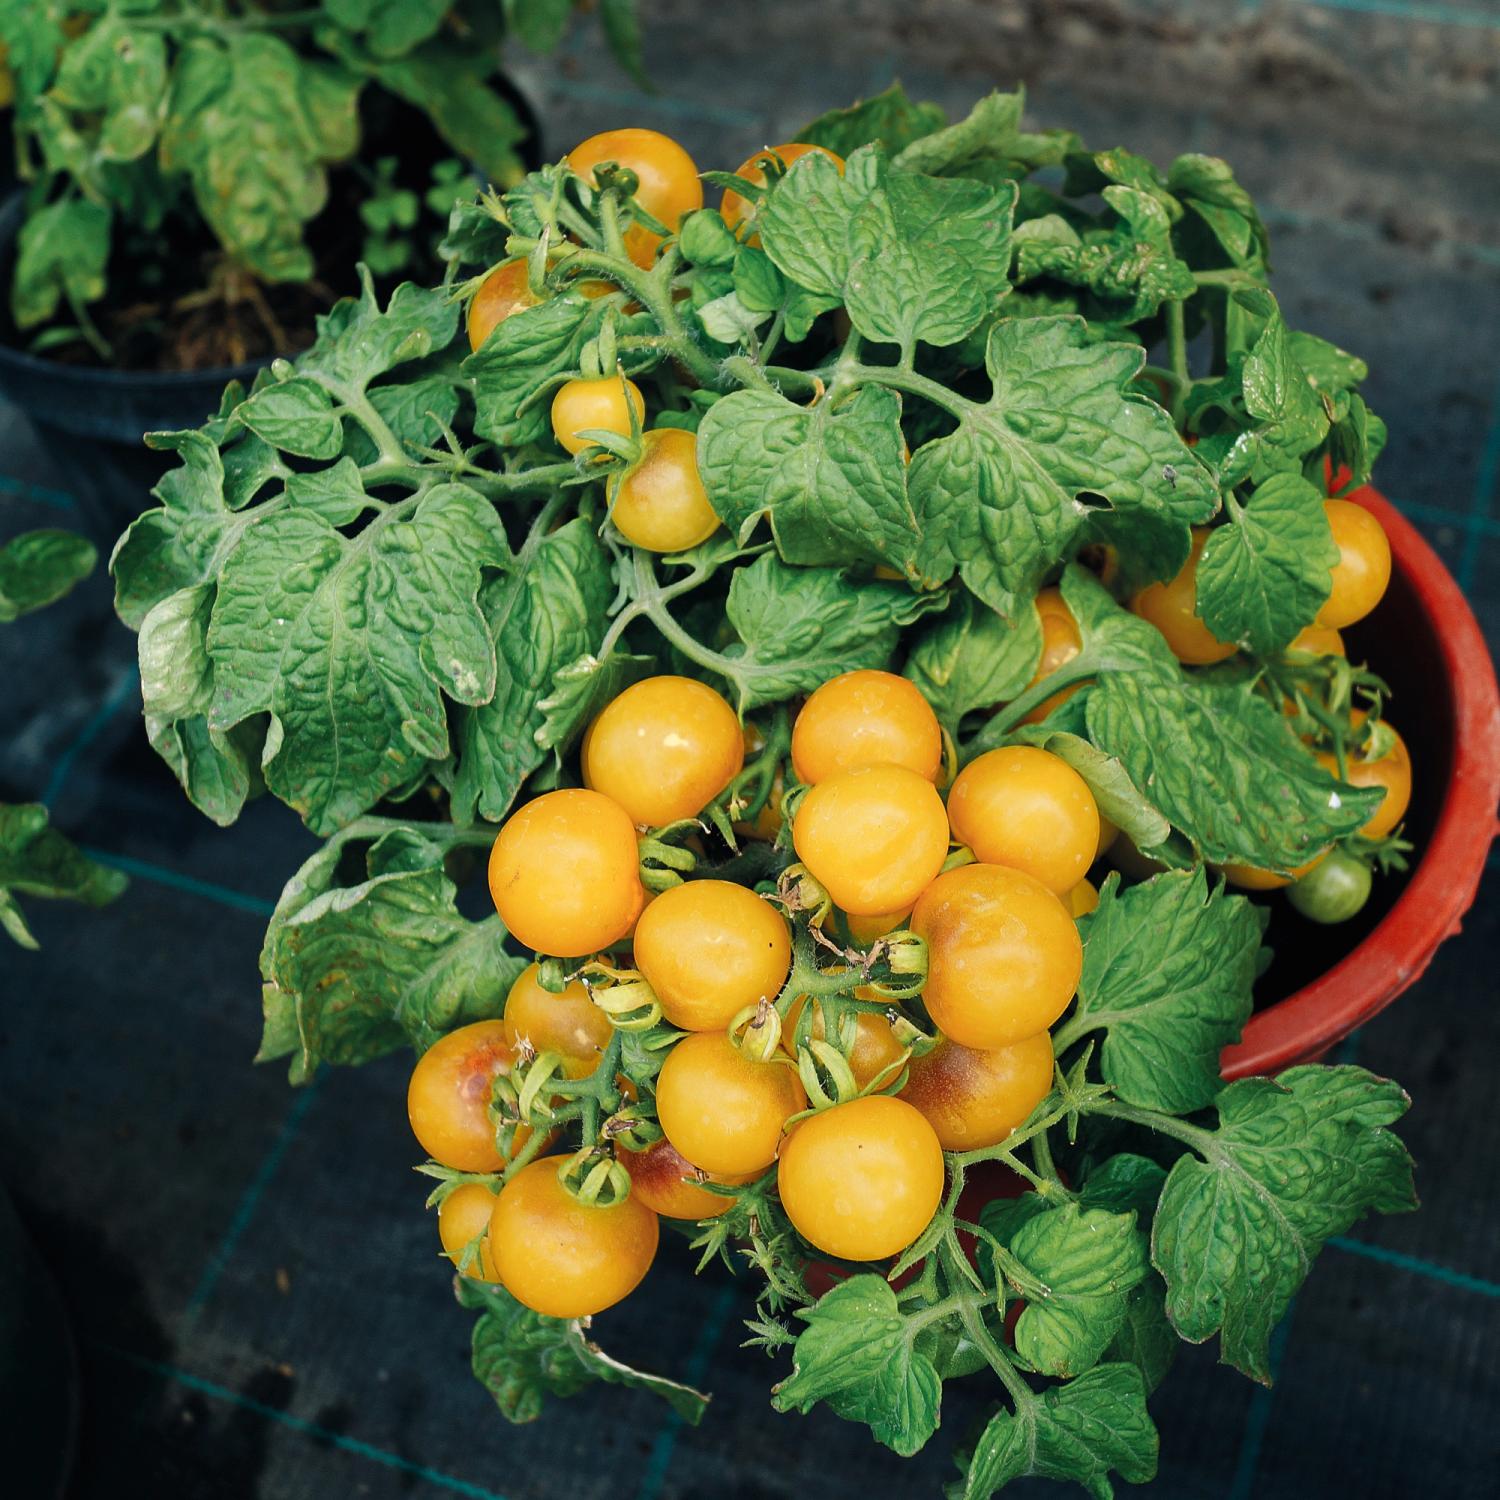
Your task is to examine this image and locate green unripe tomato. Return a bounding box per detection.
[1286,850,1373,925]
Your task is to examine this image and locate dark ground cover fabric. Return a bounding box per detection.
[2,3,1498,1495]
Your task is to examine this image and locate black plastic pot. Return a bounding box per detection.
[0,74,543,546]
[0,1183,79,1499]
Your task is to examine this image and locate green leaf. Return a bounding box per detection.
[1237,289,1330,475]
[1196,474,1338,654]
[0,803,128,950]
[1152,1065,1416,1380]
[913,318,1216,614]
[229,376,345,460]
[535,650,656,756]
[0,530,96,622]
[460,1278,593,1423]
[1104,1278,1176,1395]
[903,588,1041,734]
[1167,154,1269,273]
[697,385,922,575]
[258,825,523,1080]
[718,555,943,712]
[1086,668,1385,871]
[300,274,460,391]
[1007,1203,1150,1377]
[160,35,359,282]
[466,292,609,448]
[325,0,450,57]
[1288,331,1367,396]
[50,17,168,163]
[502,0,573,54]
[796,82,948,157]
[1070,869,1266,1114]
[773,1275,942,1457]
[206,484,507,834]
[893,89,1075,180]
[10,197,110,327]
[1078,1155,1168,1221]
[759,145,1016,353]
[562,1322,710,1423]
[1015,187,1196,322]
[958,1364,1157,1500]
[451,518,614,824]
[598,0,650,89]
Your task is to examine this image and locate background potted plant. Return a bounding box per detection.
[0,0,644,538]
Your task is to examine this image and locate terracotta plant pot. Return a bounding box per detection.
[1223,485,1500,1077]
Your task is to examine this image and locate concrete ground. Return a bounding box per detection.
[2,2,1498,1496]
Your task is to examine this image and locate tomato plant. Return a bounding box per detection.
[111,84,1431,1496]
[407,1020,533,1174]
[437,1182,501,1281]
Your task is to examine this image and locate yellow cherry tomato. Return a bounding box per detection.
[912,864,1082,1049]
[792,763,950,916]
[947,746,1101,896]
[778,1095,944,1261]
[1095,815,1120,860]
[407,1020,532,1173]
[1065,878,1100,918]
[899,1032,1055,1150]
[583,674,743,828]
[720,142,845,242]
[489,788,646,957]
[655,1031,805,1175]
[567,127,703,268]
[489,1158,659,1318]
[502,963,612,1079]
[1288,622,1347,657]
[437,1182,501,1280]
[1020,587,1086,724]
[632,879,792,1031]
[1318,499,1391,629]
[782,995,906,1089]
[1317,714,1412,840]
[606,427,722,553]
[1130,528,1236,665]
[791,669,943,784]
[621,1138,754,1220]
[550,375,646,456]
[467,260,538,352]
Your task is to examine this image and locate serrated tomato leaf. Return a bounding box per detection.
[773,1276,942,1457]
[797,82,948,157]
[903,588,1041,734]
[450,518,614,823]
[1086,668,1385,871]
[1006,1203,1150,1378]
[697,384,923,575]
[913,317,1216,615]
[958,1364,1157,1500]
[1153,1065,1415,1381]
[1196,474,1337,654]
[258,825,522,1081]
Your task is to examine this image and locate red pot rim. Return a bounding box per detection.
[1221,486,1500,1078]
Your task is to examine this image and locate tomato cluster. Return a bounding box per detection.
[409,665,1106,1316]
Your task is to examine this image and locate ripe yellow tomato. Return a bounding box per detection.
[778,1095,944,1261]
[792,763,950,916]
[407,1020,532,1173]
[720,142,845,241]
[489,1157,659,1318]
[437,1182,501,1280]
[1065,878,1099,918]
[550,375,646,456]
[1020,587,1085,724]
[583,674,743,828]
[1287,622,1347,657]
[791,670,943,784]
[1130,528,1236,665]
[467,260,538,352]
[655,1031,805,1175]
[946,746,1101,896]
[632,879,791,1031]
[621,1138,754,1220]
[567,127,703,267]
[912,864,1082,1049]
[606,427,722,553]
[502,963,612,1079]
[489,788,646,957]
[844,907,912,945]
[1317,500,1391,629]
[899,1031,1055,1150]
[782,995,906,1088]
[1317,714,1411,840]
